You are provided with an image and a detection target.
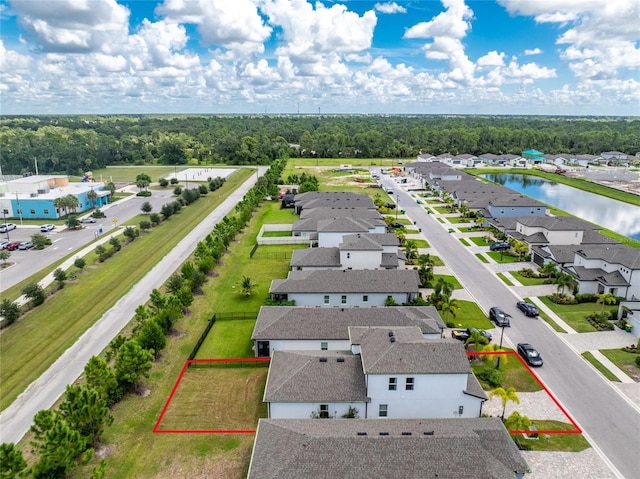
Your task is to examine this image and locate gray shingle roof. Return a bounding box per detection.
[316,217,374,232]
[339,234,383,250]
[252,306,445,341]
[300,207,381,220]
[575,244,640,269]
[248,418,530,479]
[488,195,547,208]
[572,266,630,286]
[264,350,367,402]
[270,269,420,294]
[290,248,341,267]
[351,326,471,374]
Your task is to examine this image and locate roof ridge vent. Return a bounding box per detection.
[319,357,327,362]
[424,431,434,436]
[379,432,389,436]
[401,432,412,436]
[390,336,396,343]
[337,357,345,362]
[357,432,367,436]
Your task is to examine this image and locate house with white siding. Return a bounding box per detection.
[485,195,547,219]
[269,269,420,307]
[263,326,486,420]
[251,306,445,357]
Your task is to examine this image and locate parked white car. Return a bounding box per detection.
[40,224,55,232]
[0,223,17,233]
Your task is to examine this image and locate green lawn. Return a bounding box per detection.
[468,236,492,246]
[496,273,514,286]
[581,352,620,382]
[425,199,442,205]
[475,253,489,264]
[428,255,444,266]
[261,230,292,237]
[471,352,542,392]
[448,300,493,330]
[600,348,640,381]
[486,252,521,264]
[433,206,453,214]
[516,420,590,452]
[510,271,549,286]
[538,297,618,333]
[459,238,470,246]
[447,216,472,224]
[536,309,567,333]
[410,239,430,248]
[1,170,253,412]
[436,217,445,224]
[431,274,463,290]
[195,319,257,359]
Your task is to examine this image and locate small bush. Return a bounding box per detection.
[477,367,503,388]
[173,186,182,196]
[575,293,598,303]
[93,209,106,218]
[136,191,152,197]
[548,293,577,305]
[635,356,640,367]
[518,268,537,278]
[585,312,615,331]
[74,258,86,269]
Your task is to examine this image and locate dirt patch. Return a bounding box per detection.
[134,386,151,398]
[168,328,186,339]
[94,443,112,460]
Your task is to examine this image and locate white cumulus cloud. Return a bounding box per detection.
[524,48,543,56]
[374,2,406,14]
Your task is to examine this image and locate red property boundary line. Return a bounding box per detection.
[154,353,581,435]
[153,358,270,434]
[469,351,582,435]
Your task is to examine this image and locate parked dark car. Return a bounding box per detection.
[5,241,21,251]
[516,301,539,317]
[489,306,511,327]
[517,343,543,367]
[489,242,511,251]
[281,193,295,209]
[451,327,492,342]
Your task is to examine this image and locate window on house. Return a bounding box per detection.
[43,209,49,215]
[362,295,368,303]
[320,404,329,419]
[388,377,397,391]
[321,342,328,350]
[458,406,464,415]
[379,404,388,417]
[17,209,22,215]
[324,295,330,304]
[405,378,414,391]
[341,295,347,304]
[30,209,36,215]
[347,252,350,258]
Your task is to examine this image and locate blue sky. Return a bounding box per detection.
[0,0,638,115]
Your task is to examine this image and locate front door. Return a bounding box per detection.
[257,341,270,357]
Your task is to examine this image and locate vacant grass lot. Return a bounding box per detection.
[0,169,252,412]
[157,366,268,431]
[538,297,618,333]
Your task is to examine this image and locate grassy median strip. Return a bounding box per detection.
[581,352,620,382]
[496,273,514,286]
[0,169,252,412]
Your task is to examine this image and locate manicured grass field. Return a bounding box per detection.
[537,297,618,333]
[433,206,452,214]
[431,274,463,290]
[600,348,640,381]
[459,238,470,246]
[157,366,268,431]
[195,319,257,359]
[486,252,521,264]
[0,169,253,412]
[468,236,491,246]
[471,352,542,392]
[409,239,430,248]
[448,300,492,330]
[510,271,549,286]
[447,216,472,224]
[437,217,445,224]
[581,352,620,382]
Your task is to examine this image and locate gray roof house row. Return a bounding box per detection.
[247,418,530,479]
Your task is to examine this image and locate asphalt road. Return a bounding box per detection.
[391,179,639,479]
[0,189,175,291]
[0,170,263,444]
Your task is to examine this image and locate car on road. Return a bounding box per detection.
[385,187,394,194]
[0,223,17,233]
[80,217,96,223]
[40,224,55,232]
[489,242,511,251]
[489,306,512,327]
[0,241,10,249]
[5,241,21,251]
[18,241,34,250]
[517,343,543,367]
[516,301,539,317]
[451,327,492,342]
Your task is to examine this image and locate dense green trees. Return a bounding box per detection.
[2,115,638,175]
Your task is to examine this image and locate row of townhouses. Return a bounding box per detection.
[247,191,531,478]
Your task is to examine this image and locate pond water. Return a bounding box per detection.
[480,173,640,241]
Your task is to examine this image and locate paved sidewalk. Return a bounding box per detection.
[589,351,636,384]
[528,296,576,333]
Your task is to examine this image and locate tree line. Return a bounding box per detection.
[1,115,638,177]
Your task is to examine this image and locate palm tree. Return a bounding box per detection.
[403,240,418,264]
[465,329,490,351]
[505,411,532,432]
[539,262,558,279]
[483,343,509,369]
[434,277,453,301]
[241,276,257,298]
[490,386,520,421]
[596,292,617,315]
[53,197,66,218]
[439,298,459,324]
[556,272,577,296]
[65,195,80,214]
[87,188,98,209]
[514,241,529,261]
[416,254,434,268]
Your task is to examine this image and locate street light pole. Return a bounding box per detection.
[496,324,505,369]
[2,208,8,241]
[396,194,399,221]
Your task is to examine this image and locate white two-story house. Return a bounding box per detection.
[263,326,486,420]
